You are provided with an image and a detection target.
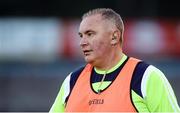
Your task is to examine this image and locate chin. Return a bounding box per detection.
[84,57,94,64]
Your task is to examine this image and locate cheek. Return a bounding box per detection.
[92,39,110,54]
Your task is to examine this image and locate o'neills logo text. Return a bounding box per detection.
[88,99,104,105]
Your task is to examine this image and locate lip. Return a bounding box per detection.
[83,50,93,56]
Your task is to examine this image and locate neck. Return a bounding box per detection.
[94,50,123,71]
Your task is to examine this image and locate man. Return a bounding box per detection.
[50,8,180,112]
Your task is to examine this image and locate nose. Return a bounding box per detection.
[79,37,88,47]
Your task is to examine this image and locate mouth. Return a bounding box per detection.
[83,50,93,56]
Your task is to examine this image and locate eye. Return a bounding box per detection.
[87,32,95,37]
[87,32,92,36]
[78,33,83,38]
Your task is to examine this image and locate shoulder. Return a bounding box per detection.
[131,60,166,97]
[142,64,166,88]
[141,65,180,112]
[69,65,86,89]
[63,65,86,84]
[60,65,86,103]
[131,61,150,98]
[63,65,86,89]
[141,65,167,97]
[70,66,86,80]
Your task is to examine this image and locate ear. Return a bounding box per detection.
[111,31,119,46]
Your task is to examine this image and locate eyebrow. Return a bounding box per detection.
[79,30,94,35]
[85,30,94,34]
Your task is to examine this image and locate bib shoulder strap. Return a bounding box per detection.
[130,61,150,98]
[65,65,85,103]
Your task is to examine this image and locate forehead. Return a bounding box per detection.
[79,14,110,32]
[81,14,103,25]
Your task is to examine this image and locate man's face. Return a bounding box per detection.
[78,14,114,65]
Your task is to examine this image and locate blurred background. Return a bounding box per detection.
[0,0,179,111]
